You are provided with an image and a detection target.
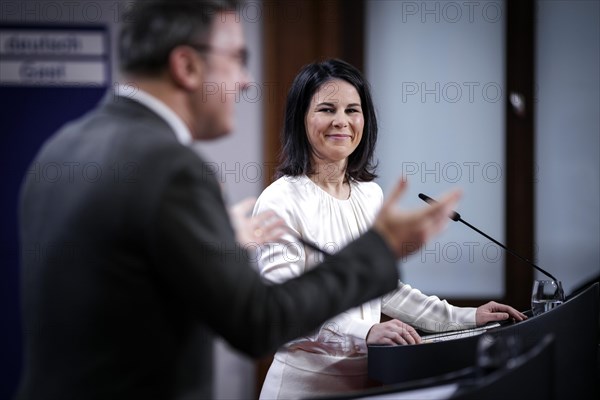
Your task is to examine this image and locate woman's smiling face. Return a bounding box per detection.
[304,79,364,167]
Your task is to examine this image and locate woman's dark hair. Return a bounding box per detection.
[119,0,241,75]
[277,59,378,182]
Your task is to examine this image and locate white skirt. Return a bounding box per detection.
[259,349,371,400]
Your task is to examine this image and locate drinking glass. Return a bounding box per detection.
[531,280,565,316]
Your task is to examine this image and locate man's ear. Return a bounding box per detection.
[168,46,203,91]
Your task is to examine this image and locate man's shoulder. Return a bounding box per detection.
[31,96,207,188]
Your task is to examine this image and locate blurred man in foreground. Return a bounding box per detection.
[16,1,460,399]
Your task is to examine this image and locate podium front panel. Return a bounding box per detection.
[368,283,599,399]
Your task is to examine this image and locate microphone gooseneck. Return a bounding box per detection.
[418,193,559,282]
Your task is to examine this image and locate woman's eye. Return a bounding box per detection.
[346,108,360,114]
[318,108,334,113]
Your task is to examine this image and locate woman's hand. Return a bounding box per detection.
[475,301,528,325]
[366,319,422,346]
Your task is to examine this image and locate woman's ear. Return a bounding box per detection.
[168,46,203,91]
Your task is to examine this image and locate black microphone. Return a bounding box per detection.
[418,193,558,281]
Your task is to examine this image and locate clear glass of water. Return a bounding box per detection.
[531,280,565,316]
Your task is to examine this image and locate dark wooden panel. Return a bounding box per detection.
[262,0,365,186]
[504,0,535,310]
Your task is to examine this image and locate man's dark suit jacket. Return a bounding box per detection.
[16,93,398,399]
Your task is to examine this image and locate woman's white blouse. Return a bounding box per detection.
[253,175,476,358]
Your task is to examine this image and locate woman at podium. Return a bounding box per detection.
[253,59,526,400]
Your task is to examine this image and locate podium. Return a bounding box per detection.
[314,334,556,400]
[368,282,599,399]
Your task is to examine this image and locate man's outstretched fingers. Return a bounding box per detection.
[381,177,408,211]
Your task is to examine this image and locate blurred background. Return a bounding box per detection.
[1,1,598,398]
